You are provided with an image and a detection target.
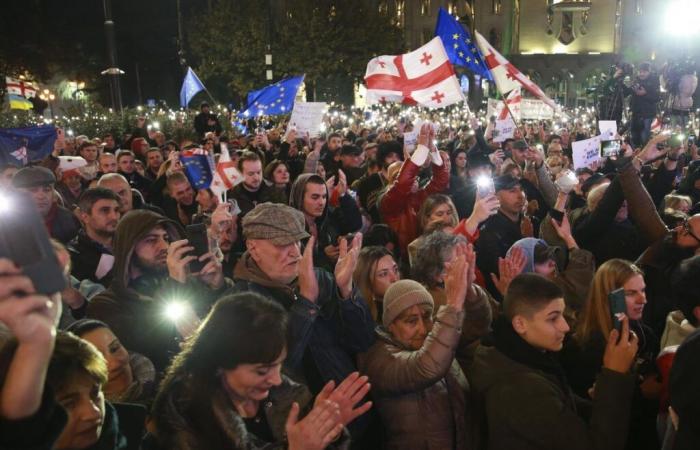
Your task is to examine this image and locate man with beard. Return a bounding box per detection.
[87,209,229,373]
[68,188,121,285]
[228,151,286,221]
[162,172,198,227]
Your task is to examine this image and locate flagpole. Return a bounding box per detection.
[497,90,529,148]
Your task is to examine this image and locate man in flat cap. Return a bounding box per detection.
[231,202,375,397]
[12,166,80,244]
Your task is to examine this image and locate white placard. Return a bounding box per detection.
[403,130,418,152]
[493,118,516,143]
[521,99,554,120]
[598,120,617,141]
[287,102,327,138]
[572,135,602,170]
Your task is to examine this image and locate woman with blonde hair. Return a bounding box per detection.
[353,246,400,323]
[560,258,661,450]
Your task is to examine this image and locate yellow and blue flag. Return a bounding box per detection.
[435,8,492,81]
[239,75,304,118]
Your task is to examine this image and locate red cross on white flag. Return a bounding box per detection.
[364,37,464,109]
[498,87,522,120]
[211,145,243,199]
[5,77,37,98]
[474,32,556,110]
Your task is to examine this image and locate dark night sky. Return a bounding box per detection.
[1,0,208,107]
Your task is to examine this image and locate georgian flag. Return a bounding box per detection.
[474,31,556,109]
[364,37,464,109]
[210,144,242,198]
[498,88,522,120]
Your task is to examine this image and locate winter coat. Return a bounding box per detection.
[469,317,636,450]
[68,229,114,285]
[627,75,660,118]
[379,158,449,254]
[152,375,349,450]
[288,174,363,272]
[357,305,472,450]
[228,182,287,221]
[559,323,660,450]
[87,210,231,373]
[46,203,80,244]
[231,253,375,393]
[474,211,523,300]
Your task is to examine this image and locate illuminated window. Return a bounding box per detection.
[421,0,431,16]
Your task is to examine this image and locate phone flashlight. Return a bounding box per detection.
[164,301,187,322]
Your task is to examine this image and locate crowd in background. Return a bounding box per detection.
[1,69,700,450]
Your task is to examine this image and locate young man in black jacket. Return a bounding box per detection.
[469,274,640,450]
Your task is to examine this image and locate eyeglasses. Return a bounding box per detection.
[683,218,700,243]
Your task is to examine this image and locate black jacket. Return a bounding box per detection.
[626,75,660,118]
[193,112,222,138]
[118,171,153,201]
[228,182,287,221]
[68,229,114,285]
[475,211,524,300]
[47,204,80,244]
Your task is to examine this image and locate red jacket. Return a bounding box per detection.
[379,159,449,253]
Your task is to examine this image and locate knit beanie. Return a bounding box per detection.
[382,279,434,328]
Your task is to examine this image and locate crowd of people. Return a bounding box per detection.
[1,91,700,450]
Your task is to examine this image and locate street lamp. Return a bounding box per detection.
[39,89,56,119]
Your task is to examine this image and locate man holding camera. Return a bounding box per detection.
[86,209,229,373]
[626,62,660,147]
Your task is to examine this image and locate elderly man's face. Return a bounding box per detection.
[20,184,53,217]
[247,239,302,285]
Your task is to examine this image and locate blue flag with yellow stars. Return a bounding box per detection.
[435,8,492,81]
[180,148,215,190]
[239,75,305,118]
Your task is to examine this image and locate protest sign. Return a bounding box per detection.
[287,102,327,137]
[572,135,602,170]
[598,121,617,141]
[521,99,554,120]
[493,118,516,143]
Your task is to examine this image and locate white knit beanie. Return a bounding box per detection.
[382,279,434,328]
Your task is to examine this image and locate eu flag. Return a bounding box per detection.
[239,75,305,118]
[0,125,57,166]
[180,149,215,190]
[435,8,492,81]
[180,67,206,108]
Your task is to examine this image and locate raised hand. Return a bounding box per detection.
[166,239,197,283]
[490,247,526,296]
[195,252,225,290]
[298,236,319,303]
[551,215,578,249]
[520,215,534,238]
[336,169,348,197]
[335,233,362,299]
[286,400,343,450]
[315,372,372,427]
[603,314,639,374]
[444,248,470,311]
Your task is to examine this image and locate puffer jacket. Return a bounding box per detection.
[152,375,349,450]
[379,157,449,254]
[358,305,472,450]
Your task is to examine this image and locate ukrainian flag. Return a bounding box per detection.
[8,94,33,110]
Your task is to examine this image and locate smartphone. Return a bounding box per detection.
[186,223,210,273]
[550,209,564,225]
[476,176,495,198]
[688,135,696,148]
[600,140,621,158]
[608,288,627,333]
[0,191,67,294]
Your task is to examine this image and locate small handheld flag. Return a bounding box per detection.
[0,126,57,166]
[239,75,305,118]
[180,67,206,108]
[434,8,492,81]
[180,148,216,190]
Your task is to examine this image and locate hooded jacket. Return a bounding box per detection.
[288,174,363,272]
[508,238,594,317]
[87,210,228,373]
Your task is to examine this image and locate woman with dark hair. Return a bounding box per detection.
[66,319,156,407]
[450,149,468,181]
[353,246,400,323]
[264,160,291,202]
[151,292,371,450]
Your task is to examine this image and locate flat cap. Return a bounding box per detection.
[242,203,310,246]
[11,166,56,188]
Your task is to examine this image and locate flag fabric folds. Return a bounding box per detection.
[474,31,556,109]
[5,77,37,110]
[434,7,492,81]
[0,126,57,166]
[180,148,215,190]
[499,88,522,120]
[364,37,464,108]
[180,67,206,108]
[210,145,243,198]
[239,75,305,118]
